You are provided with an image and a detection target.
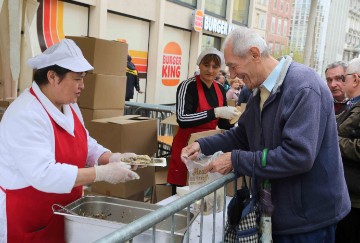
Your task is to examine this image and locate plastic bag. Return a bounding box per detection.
[184,151,224,215]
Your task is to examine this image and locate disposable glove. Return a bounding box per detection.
[94,162,140,184]
[214,106,240,120]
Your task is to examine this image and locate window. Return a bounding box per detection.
[274,0,277,9]
[202,34,221,50]
[286,2,289,13]
[271,16,276,33]
[260,13,266,29]
[280,0,284,11]
[269,42,274,53]
[232,0,250,25]
[275,43,280,53]
[283,19,288,36]
[277,17,282,35]
[205,0,226,17]
[167,0,197,7]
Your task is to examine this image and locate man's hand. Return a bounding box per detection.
[204,152,233,175]
[181,142,201,163]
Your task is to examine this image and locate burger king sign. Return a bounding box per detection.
[162,42,182,86]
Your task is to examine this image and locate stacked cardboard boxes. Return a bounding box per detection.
[67,37,157,201]
[86,115,158,201]
[67,36,128,127]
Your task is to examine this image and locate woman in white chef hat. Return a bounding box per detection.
[0,38,140,243]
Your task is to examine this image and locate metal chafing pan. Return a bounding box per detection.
[53,195,197,243]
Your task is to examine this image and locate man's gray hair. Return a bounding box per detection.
[346,58,360,74]
[324,61,348,74]
[222,26,270,58]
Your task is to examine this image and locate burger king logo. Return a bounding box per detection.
[193,9,204,32]
[162,42,182,86]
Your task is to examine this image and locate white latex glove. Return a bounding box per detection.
[94,162,140,184]
[214,106,240,120]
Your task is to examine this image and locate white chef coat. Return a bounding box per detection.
[0,82,109,242]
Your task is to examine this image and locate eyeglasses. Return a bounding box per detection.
[327,74,358,83]
[341,73,359,82]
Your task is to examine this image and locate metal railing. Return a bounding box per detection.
[95,173,236,243]
[124,101,175,137]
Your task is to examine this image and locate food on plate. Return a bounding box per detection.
[121,155,152,164]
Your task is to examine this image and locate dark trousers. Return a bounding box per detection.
[335,207,360,243]
[273,223,336,243]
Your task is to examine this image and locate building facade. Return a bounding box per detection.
[343,0,360,61]
[266,0,293,56]
[289,0,330,74]
[0,0,252,104]
[248,0,269,40]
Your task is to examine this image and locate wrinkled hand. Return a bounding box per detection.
[94,162,140,184]
[181,142,201,163]
[204,152,233,175]
[214,106,240,120]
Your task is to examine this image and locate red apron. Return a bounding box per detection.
[167,76,224,186]
[5,88,88,242]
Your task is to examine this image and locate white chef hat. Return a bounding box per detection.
[196,48,224,66]
[28,38,93,72]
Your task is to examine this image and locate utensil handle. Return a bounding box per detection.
[52,203,79,216]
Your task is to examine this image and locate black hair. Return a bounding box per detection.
[33,65,72,86]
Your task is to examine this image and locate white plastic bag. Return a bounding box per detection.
[185,151,224,215]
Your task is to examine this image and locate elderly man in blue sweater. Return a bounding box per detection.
[181,26,350,242]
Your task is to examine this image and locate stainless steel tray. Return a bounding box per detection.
[53,195,197,243]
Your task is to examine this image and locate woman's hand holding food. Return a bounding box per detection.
[109,152,139,170]
[94,162,140,184]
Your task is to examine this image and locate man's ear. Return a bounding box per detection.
[354,74,360,87]
[249,47,260,61]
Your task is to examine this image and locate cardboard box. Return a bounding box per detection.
[77,73,126,109]
[84,187,145,202]
[187,129,225,145]
[152,184,173,203]
[67,36,128,76]
[91,166,155,199]
[80,108,124,125]
[227,99,236,107]
[160,114,178,136]
[87,115,158,156]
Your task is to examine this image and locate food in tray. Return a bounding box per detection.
[78,208,112,220]
[121,155,167,167]
[121,155,153,164]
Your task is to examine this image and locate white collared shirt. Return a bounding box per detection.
[0,82,109,242]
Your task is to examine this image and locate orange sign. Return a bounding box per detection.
[193,9,204,32]
[162,42,182,86]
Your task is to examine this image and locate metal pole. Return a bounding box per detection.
[303,0,319,66]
